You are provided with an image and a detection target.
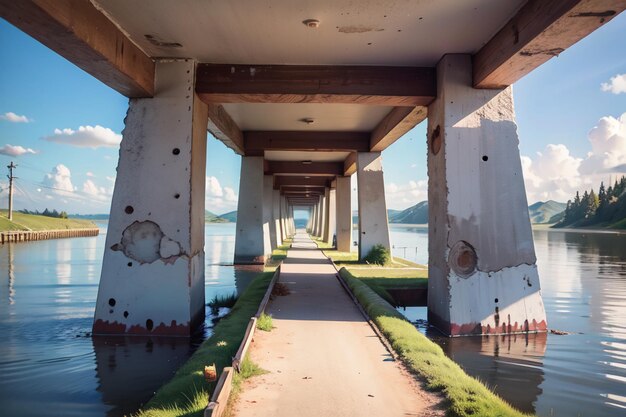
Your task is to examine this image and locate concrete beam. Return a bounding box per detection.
[343,153,357,176]
[473,0,626,88]
[370,107,428,152]
[207,104,244,155]
[428,54,547,336]
[196,64,436,106]
[357,152,391,260]
[274,176,332,188]
[0,0,154,98]
[244,131,370,156]
[93,60,205,336]
[234,157,266,264]
[266,161,343,176]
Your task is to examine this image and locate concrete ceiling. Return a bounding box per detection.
[95,0,525,66]
[265,151,350,162]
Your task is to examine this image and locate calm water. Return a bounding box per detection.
[1,223,625,416]
[396,226,626,416]
[0,222,260,417]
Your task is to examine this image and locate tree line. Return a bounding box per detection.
[19,208,69,219]
[557,175,626,228]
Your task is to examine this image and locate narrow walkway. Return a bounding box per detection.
[233,231,441,417]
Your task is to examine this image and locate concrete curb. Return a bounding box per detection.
[204,265,282,417]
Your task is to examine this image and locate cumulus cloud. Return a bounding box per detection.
[0,112,31,123]
[43,125,122,148]
[385,179,427,210]
[0,144,37,157]
[522,112,626,203]
[205,176,238,213]
[82,179,112,202]
[42,164,75,197]
[601,74,626,94]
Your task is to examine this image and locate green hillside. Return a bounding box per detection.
[528,200,566,224]
[0,210,97,231]
[389,201,428,224]
[218,210,237,222]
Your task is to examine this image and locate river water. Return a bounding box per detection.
[0,223,625,416]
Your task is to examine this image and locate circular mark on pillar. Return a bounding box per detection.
[430,125,441,155]
[108,298,116,307]
[127,262,133,267]
[172,148,180,155]
[482,155,489,161]
[109,309,114,314]
[494,298,499,303]
[123,311,129,318]
[125,205,134,214]
[174,193,180,199]
[146,319,154,331]
[448,240,477,278]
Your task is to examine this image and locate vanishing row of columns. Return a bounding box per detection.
[94,55,546,337]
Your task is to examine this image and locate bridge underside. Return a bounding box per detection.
[3,0,623,336]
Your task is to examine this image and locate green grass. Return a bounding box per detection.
[256,313,273,331]
[0,210,97,232]
[134,271,276,417]
[322,249,358,263]
[322,248,420,269]
[338,268,530,417]
[207,293,238,316]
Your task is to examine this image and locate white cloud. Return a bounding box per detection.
[385,180,427,210]
[601,74,626,94]
[0,144,37,156]
[205,176,238,213]
[43,125,122,148]
[82,179,112,202]
[0,112,31,123]
[86,171,94,177]
[42,164,75,197]
[522,112,626,203]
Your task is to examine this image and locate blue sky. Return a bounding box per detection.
[1,14,625,215]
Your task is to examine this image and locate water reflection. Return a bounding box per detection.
[92,336,198,416]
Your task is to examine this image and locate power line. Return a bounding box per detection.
[7,161,17,220]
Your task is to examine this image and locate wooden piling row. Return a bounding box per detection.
[0,228,99,244]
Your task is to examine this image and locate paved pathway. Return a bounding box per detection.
[233,231,441,417]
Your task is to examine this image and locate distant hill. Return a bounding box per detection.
[353,209,402,224]
[70,213,109,220]
[389,201,428,224]
[528,200,566,224]
[206,210,229,223]
[218,210,237,222]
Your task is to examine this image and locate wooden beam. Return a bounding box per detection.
[370,107,427,152]
[196,64,436,106]
[274,176,332,188]
[207,104,244,155]
[266,161,343,176]
[343,153,357,176]
[0,0,154,97]
[473,0,626,88]
[245,131,370,156]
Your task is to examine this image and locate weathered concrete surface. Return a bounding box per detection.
[263,175,274,252]
[94,60,207,336]
[335,176,352,252]
[233,231,442,417]
[272,190,282,248]
[357,152,391,260]
[234,157,266,264]
[426,54,546,336]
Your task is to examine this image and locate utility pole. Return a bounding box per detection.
[7,161,16,221]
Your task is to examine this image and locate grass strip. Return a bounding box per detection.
[339,267,531,417]
[0,210,97,231]
[134,271,275,417]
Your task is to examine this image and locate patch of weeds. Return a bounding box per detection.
[207,292,238,316]
[363,244,391,266]
[224,356,267,417]
[256,313,273,331]
[271,282,290,296]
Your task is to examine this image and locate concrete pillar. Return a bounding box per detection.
[357,152,391,260]
[93,60,207,336]
[234,157,266,264]
[280,197,287,240]
[290,205,295,233]
[264,176,275,252]
[427,54,547,336]
[335,176,352,252]
[316,195,326,237]
[329,188,337,244]
[273,190,282,248]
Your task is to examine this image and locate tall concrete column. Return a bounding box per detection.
[357,152,391,260]
[335,176,352,252]
[290,205,295,233]
[94,60,207,336]
[427,54,547,336]
[263,176,275,252]
[272,190,282,248]
[316,195,326,237]
[234,157,266,264]
[323,186,336,245]
[310,202,317,234]
[280,196,288,241]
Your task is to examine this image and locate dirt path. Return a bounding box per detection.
[232,231,443,417]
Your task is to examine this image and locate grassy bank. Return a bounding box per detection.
[339,268,529,417]
[135,271,275,417]
[0,210,97,231]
